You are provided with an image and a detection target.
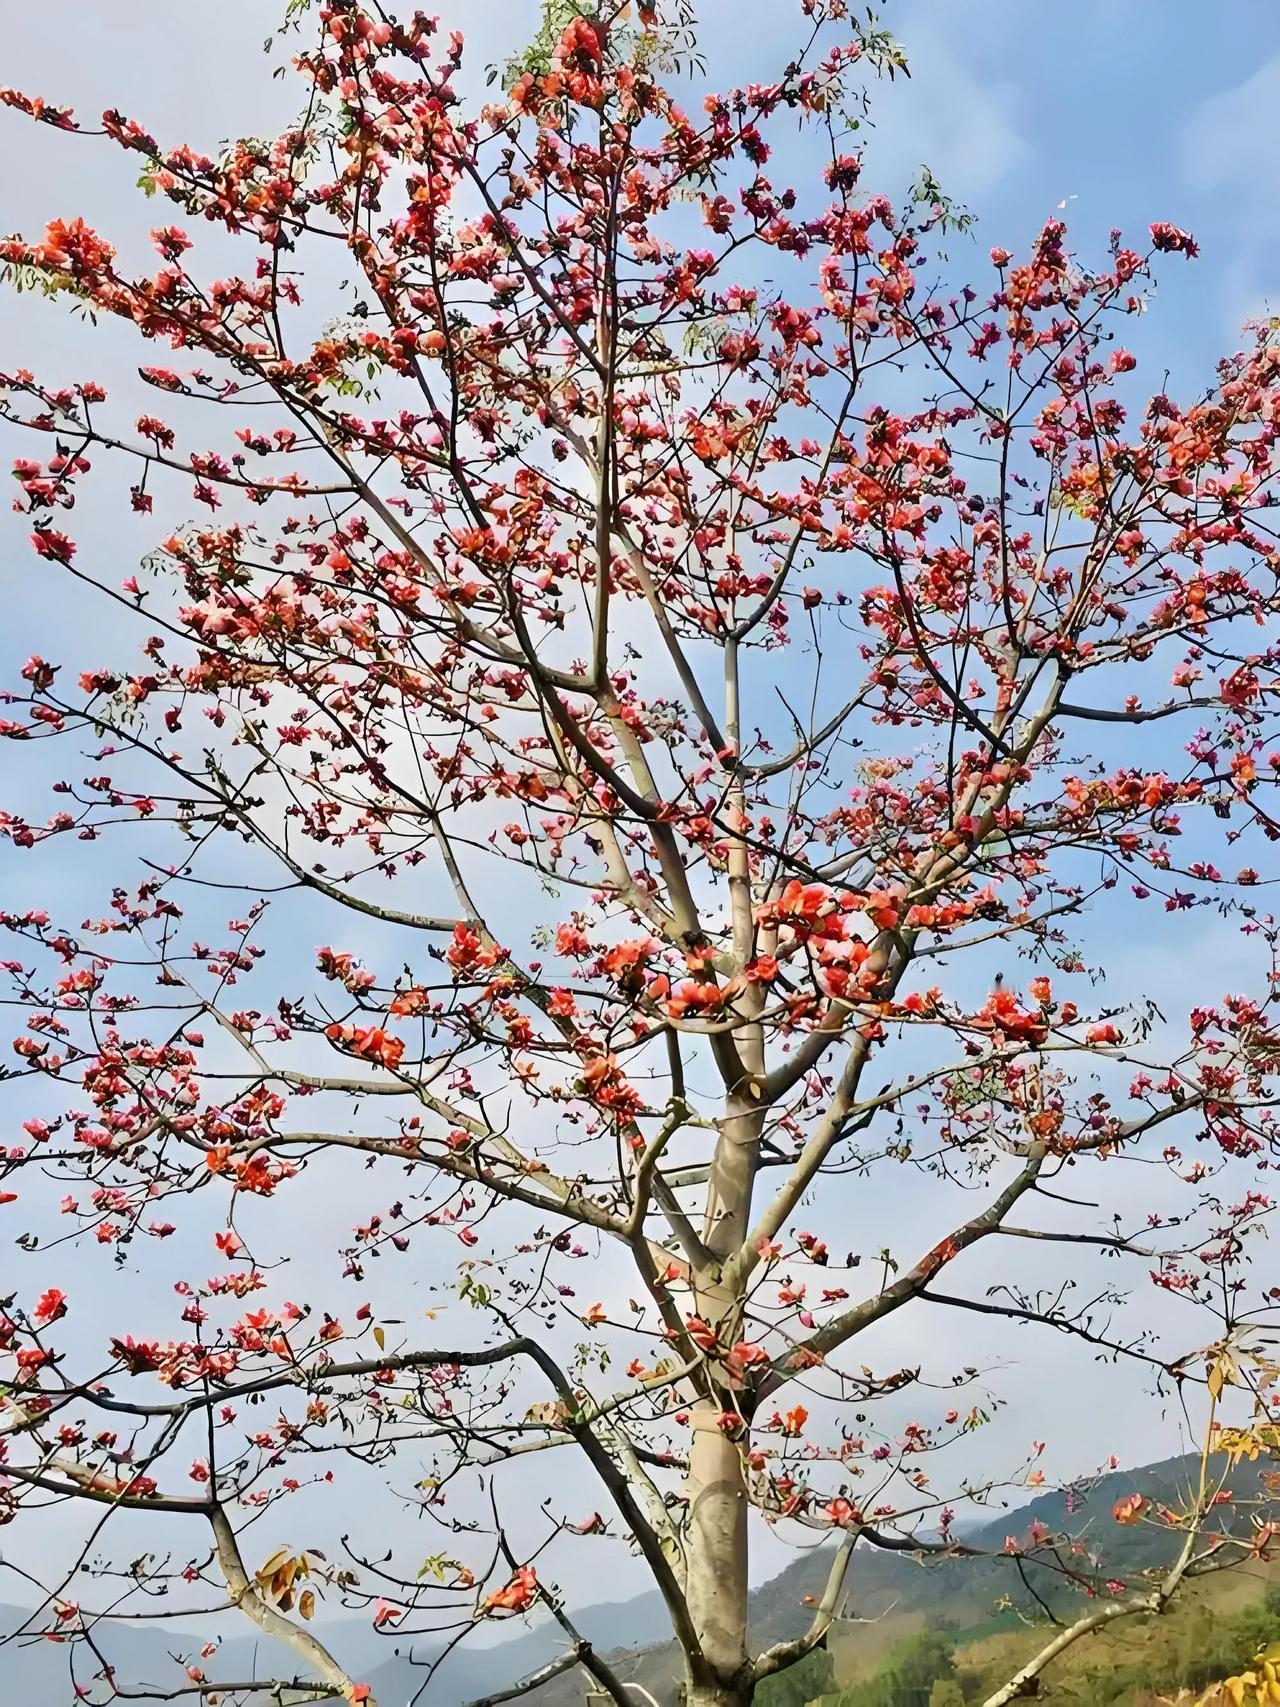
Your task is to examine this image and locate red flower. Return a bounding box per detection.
[36,216,115,274]
[976,988,1049,1048]
[324,1024,405,1071]
[726,1339,769,1378]
[1149,222,1198,258]
[558,17,603,66]
[824,1498,862,1528]
[30,530,76,564]
[684,1315,719,1352]
[1112,1493,1147,1525]
[483,1564,538,1615]
[33,1287,66,1324]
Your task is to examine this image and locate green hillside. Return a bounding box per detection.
[470,1452,1280,1707]
[818,1575,1280,1707]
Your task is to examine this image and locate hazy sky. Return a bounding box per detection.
[3,0,1280,1644]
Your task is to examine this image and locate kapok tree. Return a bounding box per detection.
[2,5,1280,1706]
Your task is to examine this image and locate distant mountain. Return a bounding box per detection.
[384,1452,1272,1707]
[3,1451,1273,1706]
[0,1587,675,1705]
[360,1588,677,1705]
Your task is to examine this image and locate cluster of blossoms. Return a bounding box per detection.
[0,5,1278,1706]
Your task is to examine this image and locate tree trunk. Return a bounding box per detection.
[684,1683,753,1707]
[686,1397,750,1683]
[685,1072,763,1701]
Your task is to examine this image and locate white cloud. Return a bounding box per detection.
[859,11,1029,204]
[1180,59,1280,338]
[1182,54,1280,193]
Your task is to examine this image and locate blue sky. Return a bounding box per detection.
[2,0,1279,1645]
